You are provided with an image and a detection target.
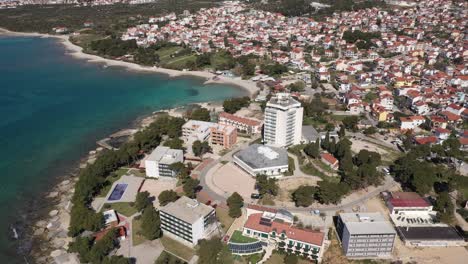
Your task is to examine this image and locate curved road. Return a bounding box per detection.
[198,144,398,214]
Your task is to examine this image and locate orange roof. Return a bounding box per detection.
[459,138,468,145]
[414,136,438,145]
[219,112,261,127]
[244,213,324,246]
[321,153,338,165]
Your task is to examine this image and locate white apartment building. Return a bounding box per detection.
[336,213,397,258]
[263,93,303,148]
[182,120,213,143]
[145,146,183,178]
[160,196,217,246]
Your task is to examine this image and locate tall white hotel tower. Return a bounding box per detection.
[263,93,303,148]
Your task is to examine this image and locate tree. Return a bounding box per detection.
[354,149,381,167]
[363,126,377,135]
[315,181,349,204]
[197,238,234,264]
[292,185,316,207]
[102,256,132,264]
[322,131,330,151]
[135,191,152,212]
[140,205,162,240]
[88,228,119,263]
[227,192,244,218]
[164,138,184,150]
[192,140,212,157]
[338,125,346,138]
[255,174,279,196]
[223,97,251,114]
[183,177,200,198]
[284,254,298,264]
[342,116,359,131]
[189,107,211,121]
[304,139,320,159]
[288,81,305,92]
[158,190,179,206]
[434,192,454,223]
[69,236,93,262]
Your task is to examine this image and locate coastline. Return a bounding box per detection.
[0,27,260,98]
[0,28,255,262]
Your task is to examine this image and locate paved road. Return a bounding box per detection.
[198,139,398,213]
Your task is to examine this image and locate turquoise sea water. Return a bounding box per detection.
[0,36,244,262]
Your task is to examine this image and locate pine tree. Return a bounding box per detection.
[322,131,330,151]
[227,192,244,218]
[140,205,162,240]
[338,125,346,138]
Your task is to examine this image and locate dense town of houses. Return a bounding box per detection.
[122,0,467,148]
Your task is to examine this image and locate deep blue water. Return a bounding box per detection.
[0,36,244,262]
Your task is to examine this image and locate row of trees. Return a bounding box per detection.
[70,115,185,237]
[391,142,468,223]
[69,228,131,263]
[223,96,251,114]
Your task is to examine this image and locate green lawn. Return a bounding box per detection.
[216,207,234,233]
[127,168,146,177]
[230,230,258,243]
[165,54,196,69]
[103,202,138,217]
[300,163,326,178]
[156,46,184,62]
[160,236,196,261]
[132,217,147,246]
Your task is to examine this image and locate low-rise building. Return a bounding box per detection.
[321,153,339,170]
[336,212,397,258]
[382,191,466,247]
[242,206,324,261]
[160,196,217,246]
[385,192,433,215]
[182,120,237,149]
[210,123,237,149]
[218,112,262,134]
[233,144,289,177]
[145,146,183,178]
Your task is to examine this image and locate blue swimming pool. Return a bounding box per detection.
[108,183,128,201]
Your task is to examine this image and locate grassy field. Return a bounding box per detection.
[132,217,147,246]
[160,236,196,261]
[216,207,234,233]
[103,202,138,217]
[230,230,258,243]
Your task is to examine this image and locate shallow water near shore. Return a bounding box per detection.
[0,35,245,262]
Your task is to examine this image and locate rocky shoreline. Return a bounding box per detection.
[27,102,223,263]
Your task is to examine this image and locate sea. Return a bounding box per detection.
[0,35,245,262]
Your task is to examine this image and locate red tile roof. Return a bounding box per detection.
[244,213,324,246]
[321,153,338,165]
[414,136,438,145]
[389,192,431,208]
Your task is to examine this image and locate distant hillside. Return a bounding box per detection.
[248,0,387,18]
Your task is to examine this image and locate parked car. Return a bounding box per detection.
[251,193,261,199]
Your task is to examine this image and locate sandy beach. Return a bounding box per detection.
[0,27,260,97]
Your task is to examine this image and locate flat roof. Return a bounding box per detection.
[339,212,396,235]
[397,226,464,241]
[160,196,214,224]
[234,144,288,169]
[147,146,183,164]
[266,93,301,109]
